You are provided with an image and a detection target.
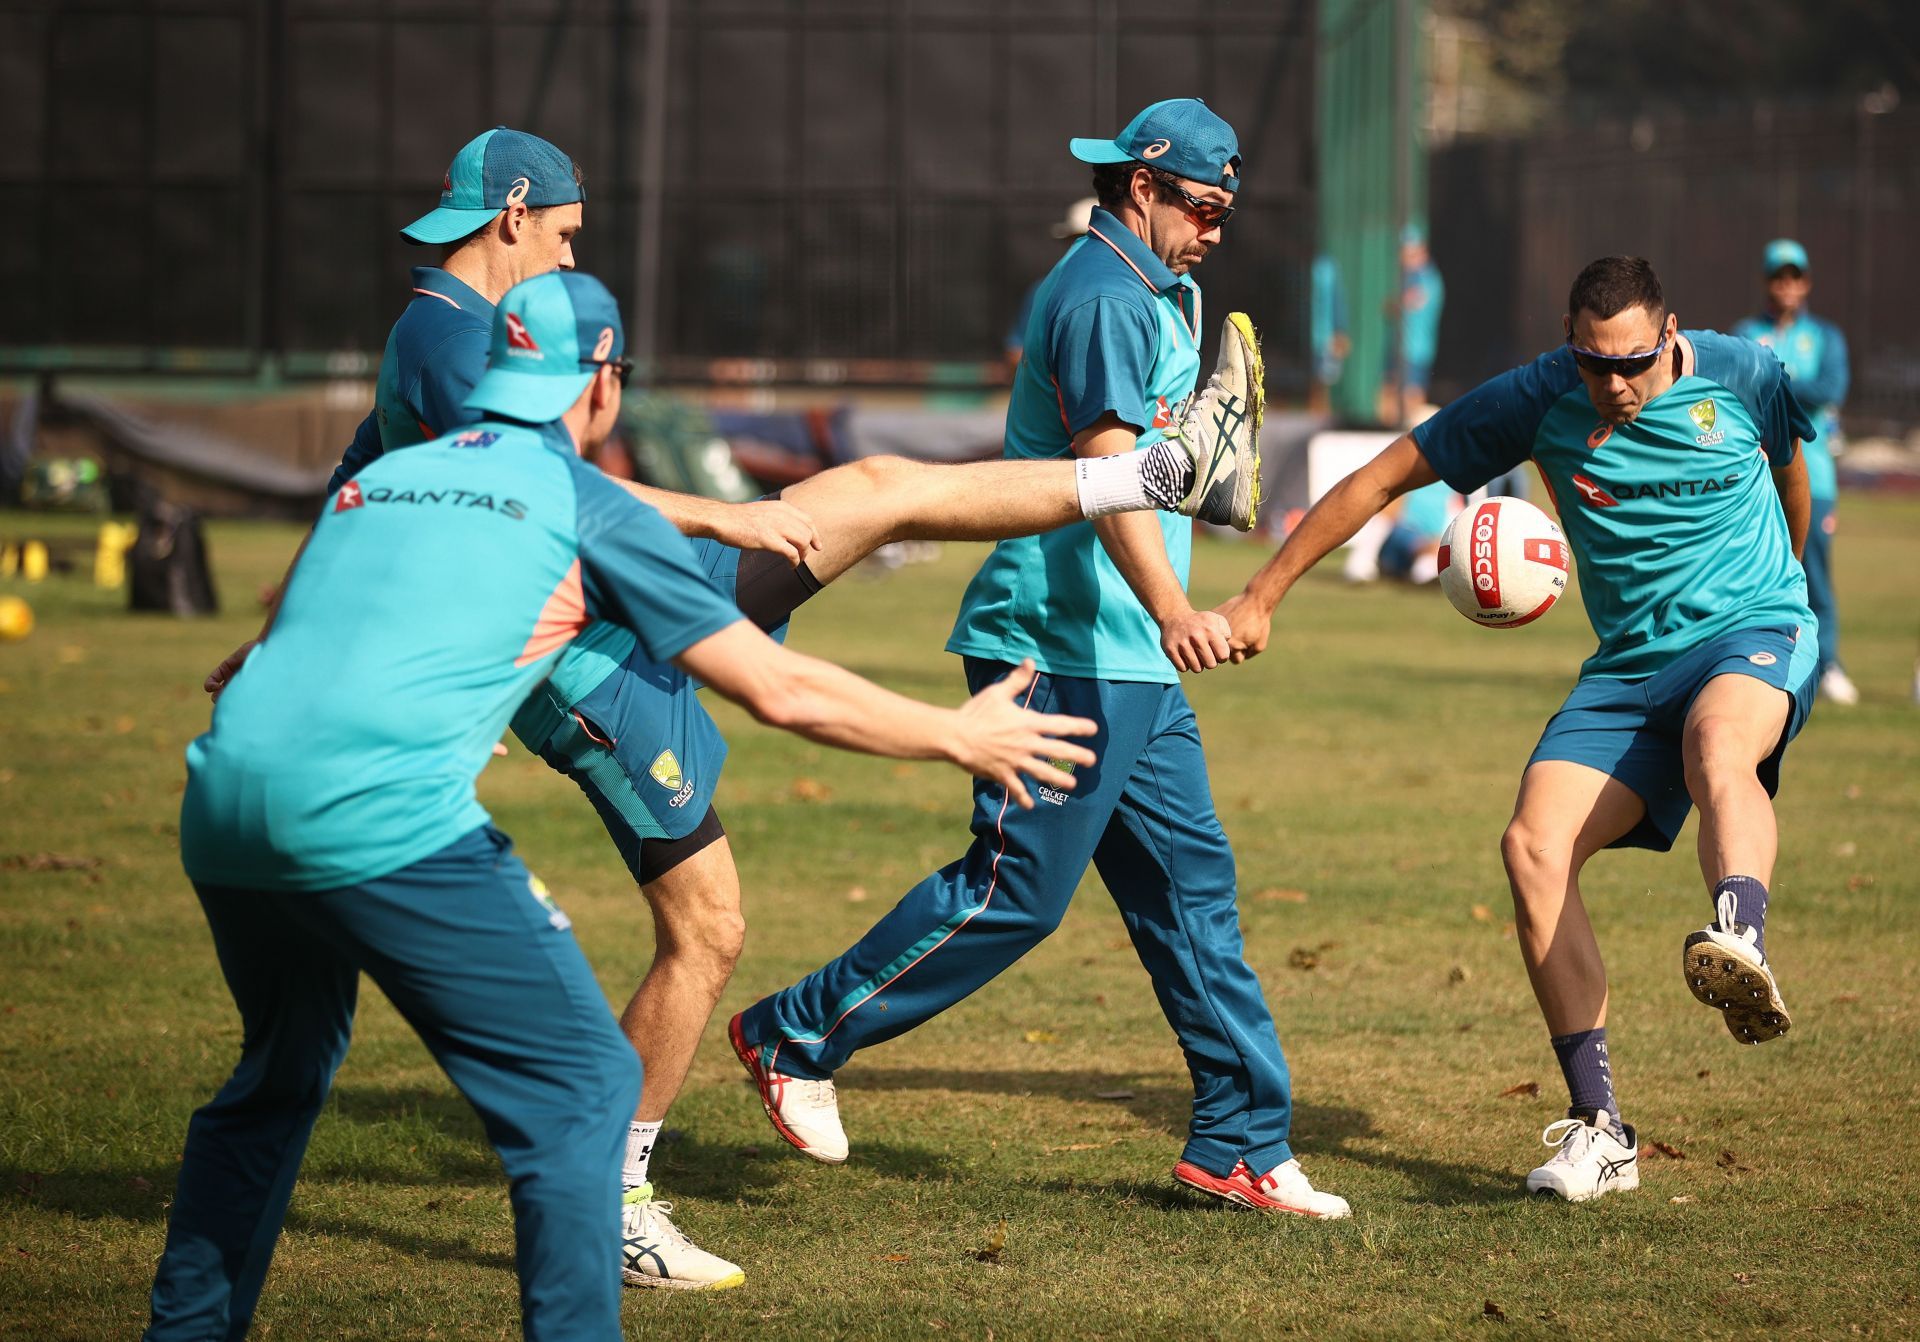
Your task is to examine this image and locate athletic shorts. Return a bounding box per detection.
[527,533,821,885]
[1527,623,1818,852]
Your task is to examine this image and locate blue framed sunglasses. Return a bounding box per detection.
[1565,331,1669,378]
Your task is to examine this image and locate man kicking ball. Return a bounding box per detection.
[1215,255,1817,1202]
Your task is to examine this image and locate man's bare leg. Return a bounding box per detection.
[1679,672,1795,1043]
[783,454,1156,585]
[1500,762,1646,1036]
[620,837,745,1130]
[1682,673,1791,889]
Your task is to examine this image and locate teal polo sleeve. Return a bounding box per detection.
[1047,295,1159,436]
[1413,347,1580,492]
[414,328,492,441]
[566,459,746,664]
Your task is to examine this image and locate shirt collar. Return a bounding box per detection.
[409,266,493,313]
[1083,207,1189,295]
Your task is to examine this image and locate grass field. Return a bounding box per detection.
[2,495,1916,1340]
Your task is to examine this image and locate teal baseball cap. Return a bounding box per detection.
[466,272,625,425]
[402,127,585,246]
[1763,238,1809,275]
[1070,98,1242,192]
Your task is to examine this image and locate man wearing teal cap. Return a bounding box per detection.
[732,98,1352,1220]
[1733,239,1855,706]
[1381,224,1444,426]
[202,123,1253,1289]
[149,270,1105,1341]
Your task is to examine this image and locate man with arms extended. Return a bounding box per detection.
[150,271,1101,1341]
[1733,238,1856,705]
[732,98,1351,1219]
[206,125,1250,1287]
[1216,256,1818,1202]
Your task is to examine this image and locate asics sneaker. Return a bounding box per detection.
[1683,892,1792,1044]
[1172,312,1263,531]
[620,1185,745,1291]
[1525,1111,1639,1202]
[728,1011,849,1163]
[1172,1157,1351,1219]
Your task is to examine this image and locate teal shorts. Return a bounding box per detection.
[1528,623,1818,852]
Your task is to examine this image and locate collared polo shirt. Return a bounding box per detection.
[948,207,1203,684]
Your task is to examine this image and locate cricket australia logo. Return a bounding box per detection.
[649,749,697,809]
[1689,398,1724,447]
[526,874,571,932]
[1036,757,1077,807]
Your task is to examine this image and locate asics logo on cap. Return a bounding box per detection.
[506,177,531,205]
[592,326,616,360]
[1141,139,1172,159]
[504,312,541,354]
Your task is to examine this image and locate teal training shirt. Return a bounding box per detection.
[183,421,745,891]
[1413,330,1817,681]
[1731,311,1848,501]
[327,269,643,743]
[947,208,1201,684]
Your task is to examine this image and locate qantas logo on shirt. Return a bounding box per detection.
[339,485,529,520]
[1570,472,1743,507]
[1152,397,1172,429]
[504,313,541,355]
[1570,473,1618,507]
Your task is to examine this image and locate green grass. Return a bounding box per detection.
[2,495,1917,1339]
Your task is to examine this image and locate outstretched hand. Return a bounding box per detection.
[204,640,258,701]
[1215,591,1273,664]
[1160,608,1234,673]
[714,499,822,566]
[950,660,1098,809]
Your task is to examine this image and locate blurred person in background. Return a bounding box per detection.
[1004,196,1097,372]
[1309,251,1350,416]
[1733,239,1856,705]
[1380,224,1444,427]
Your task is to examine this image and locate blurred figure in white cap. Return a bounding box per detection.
[1004,196,1098,371]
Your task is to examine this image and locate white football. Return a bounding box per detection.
[1437,496,1570,628]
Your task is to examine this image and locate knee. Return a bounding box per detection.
[848,454,923,498]
[1684,715,1755,790]
[652,900,745,985]
[1500,818,1571,908]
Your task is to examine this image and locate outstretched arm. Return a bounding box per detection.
[1216,433,1438,661]
[676,623,1096,810]
[613,478,822,566]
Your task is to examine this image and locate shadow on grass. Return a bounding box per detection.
[842,1064,1512,1206]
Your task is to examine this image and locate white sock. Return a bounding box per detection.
[624,1120,663,1190]
[1075,452,1155,517]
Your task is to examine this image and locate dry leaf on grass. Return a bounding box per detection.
[1650,1140,1687,1160]
[880,1253,910,1262]
[1717,1150,1754,1172]
[1448,966,1470,985]
[1470,904,1494,922]
[790,777,833,803]
[1668,1195,1695,1204]
[1731,1272,1754,1286]
[1023,1029,1058,1045]
[1483,1299,1507,1321]
[971,1220,1008,1264]
[1498,1081,1540,1099]
[1287,947,1320,970]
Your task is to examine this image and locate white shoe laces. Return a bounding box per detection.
[1540,1118,1597,1161]
[789,1076,838,1111]
[627,1197,693,1251]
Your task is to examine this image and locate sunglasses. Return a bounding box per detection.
[589,356,634,388]
[1156,177,1234,229]
[1565,331,1668,378]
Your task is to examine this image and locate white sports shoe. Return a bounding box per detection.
[620,1185,745,1291]
[1683,892,1792,1043]
[729,1012,850,1163]
[1820,666,1860,706]
[1172,312,1263,531]
[1525,1113,1640,1202]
